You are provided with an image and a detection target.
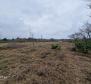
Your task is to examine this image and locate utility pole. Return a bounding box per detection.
[29,31,35,47]
[41,35,43,41]
[32,33,35,47]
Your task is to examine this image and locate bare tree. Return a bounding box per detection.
[29,31,35,47]
[70,23,91,42]
[69,32,83,40]
[79,23,91,39]
[85,23,91,39]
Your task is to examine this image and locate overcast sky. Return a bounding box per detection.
[0,0,91,39]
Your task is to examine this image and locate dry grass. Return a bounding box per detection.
[0,42,91,84]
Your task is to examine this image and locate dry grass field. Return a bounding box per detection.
[0,42,91,84]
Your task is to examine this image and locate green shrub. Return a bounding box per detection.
[87,40,91,50]
[74,40,90,54]
[51,44,61,50]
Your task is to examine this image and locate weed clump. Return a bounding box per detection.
[51,44,61,50]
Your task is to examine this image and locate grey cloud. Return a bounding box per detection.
[0,0,90,38]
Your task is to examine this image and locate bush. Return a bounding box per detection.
[87,40,91,50]
[74,40,89,54]
[2,38,8,41]
[51,44,61,50]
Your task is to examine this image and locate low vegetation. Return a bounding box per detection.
[51,44,61,50]
[0,42,91,84]
[73,39,91,54]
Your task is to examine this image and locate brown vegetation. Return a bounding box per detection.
[0,42,91,84]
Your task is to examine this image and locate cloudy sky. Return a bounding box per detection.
[0,0,90,39]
